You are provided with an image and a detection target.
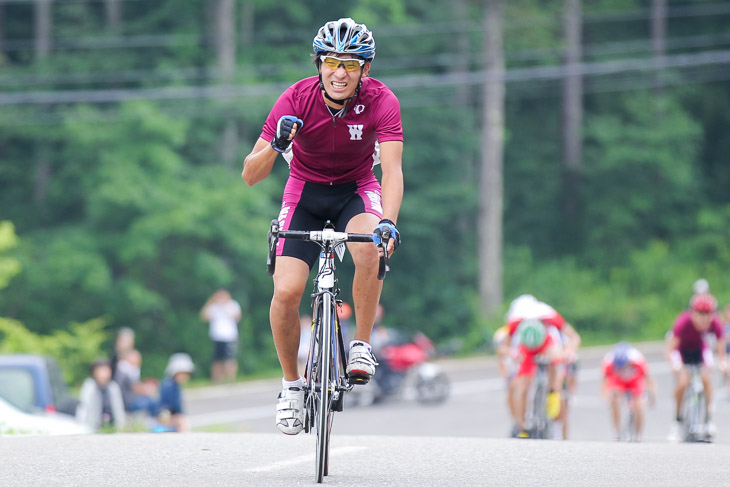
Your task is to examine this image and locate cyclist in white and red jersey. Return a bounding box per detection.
[500,294,580,438]
[601,342,656,441]
[242,18,403,435]
[665,293,727,440]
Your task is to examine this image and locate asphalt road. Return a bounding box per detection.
[3,431,730,486]
[4,342,730,486]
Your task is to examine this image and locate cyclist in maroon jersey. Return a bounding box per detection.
[665,293,727,440]
[242,18,403,435]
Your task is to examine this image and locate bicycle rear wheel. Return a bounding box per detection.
[681,390,701,442]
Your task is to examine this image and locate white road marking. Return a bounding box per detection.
[243,446,367,473]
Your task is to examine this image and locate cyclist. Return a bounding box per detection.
[601,342,656,441]
[500,294,580,438]
[665,293,727,441]
[242,18,403,435]
[493,324,519,436]
[556,324,581,440]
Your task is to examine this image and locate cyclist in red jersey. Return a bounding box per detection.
[601,342,656,441]
[665,293,727,440]
[242,19,403,435]
[500,294,580,438]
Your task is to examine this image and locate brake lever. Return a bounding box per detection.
[376,228,390,280]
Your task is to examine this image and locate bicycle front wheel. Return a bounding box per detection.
[315,293,335,483]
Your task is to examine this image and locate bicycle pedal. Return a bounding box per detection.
[348,374,370,385]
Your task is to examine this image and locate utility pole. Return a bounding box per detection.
[213,0,238,166]
[479,0,505,316]
[651,0,667,94]
[561,0,583,249]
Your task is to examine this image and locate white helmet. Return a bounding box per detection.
[313,18,376,61]
[166,353,195,376]
[692,278,709,294]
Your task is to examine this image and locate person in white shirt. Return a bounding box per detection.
[200,289,242,383]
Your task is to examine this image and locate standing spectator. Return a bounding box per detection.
[114,349,159,418]
[200,289,242,383]
[76,359,126,432]
[158,353,195,433]
[110,327,135,378]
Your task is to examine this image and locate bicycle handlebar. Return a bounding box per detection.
[267,220,390,280]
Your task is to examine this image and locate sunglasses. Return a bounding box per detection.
[320,55,365,72]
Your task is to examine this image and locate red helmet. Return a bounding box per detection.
[690,293,717,313]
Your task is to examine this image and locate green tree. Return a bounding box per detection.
[0,221,21,290]
[583,92,703,264]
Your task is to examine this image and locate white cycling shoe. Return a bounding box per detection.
[276,386,305,435]
[667,421,681,443]
[347,342,378,384]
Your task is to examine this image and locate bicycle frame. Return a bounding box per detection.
[267,219,388,483]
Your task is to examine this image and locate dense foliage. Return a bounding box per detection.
[1,0,729,382]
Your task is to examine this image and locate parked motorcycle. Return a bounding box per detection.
[347,331,451,407]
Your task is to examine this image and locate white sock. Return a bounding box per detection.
[282,377,303,390]
[349,340,371,352]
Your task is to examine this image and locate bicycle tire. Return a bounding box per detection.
[697,393,707,441]
[531,364,549,439]
[628,409,637,442]
[315,293,334,483]
[681,374,704,442]
[681,391,692,441]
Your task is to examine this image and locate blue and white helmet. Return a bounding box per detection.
[313,18,376,61]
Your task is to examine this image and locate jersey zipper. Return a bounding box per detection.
[331,115,337,185]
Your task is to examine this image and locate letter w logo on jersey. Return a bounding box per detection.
[348,124,364,140]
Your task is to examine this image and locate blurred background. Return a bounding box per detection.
[0,0,729,386]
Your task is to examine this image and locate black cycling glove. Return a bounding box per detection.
[271,115,303,153]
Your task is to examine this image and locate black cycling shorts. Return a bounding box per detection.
[679,348,703,365]
[275,175,383,269]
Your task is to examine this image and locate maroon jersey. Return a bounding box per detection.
[672,310,724,352]
[261,76,403,185]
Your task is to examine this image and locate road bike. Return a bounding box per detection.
[617,392,639,442]
[524,356,553,439]
[680,364,711,443]
[267,219,390,483]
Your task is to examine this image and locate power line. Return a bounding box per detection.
[2,31,730,89]
[4,63,729,127]
[1,48,728,106]
[3,2,730,52]
[0,0,147,4]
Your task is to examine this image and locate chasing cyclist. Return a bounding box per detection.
[242,18,403,435]
[665,293,727,441]
[499,294,581,438]
[601,342,657,441]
